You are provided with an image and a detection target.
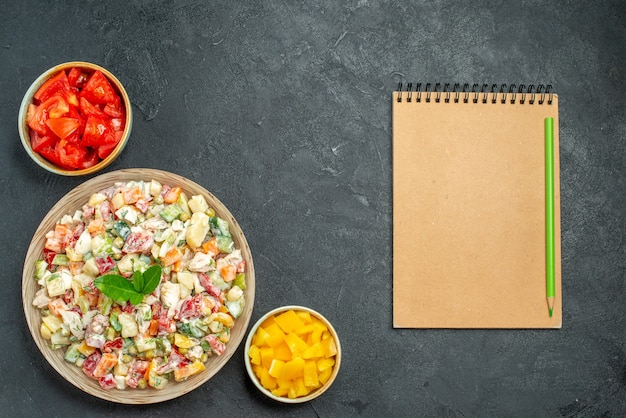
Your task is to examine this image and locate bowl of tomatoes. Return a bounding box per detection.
[18,62,132,176]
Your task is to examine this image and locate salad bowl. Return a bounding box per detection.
[22,168,255,404]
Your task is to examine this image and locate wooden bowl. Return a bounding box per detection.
[18,61,133,176]
[244,305,341,403]
[22,168,255,404]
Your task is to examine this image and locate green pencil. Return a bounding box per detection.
[545,117,555,317]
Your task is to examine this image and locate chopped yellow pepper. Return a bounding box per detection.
[248,309,338,399]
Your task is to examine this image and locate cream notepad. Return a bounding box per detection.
[392,83,562,328]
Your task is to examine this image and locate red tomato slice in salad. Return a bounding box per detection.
[103,337,124,353]
[82,351,102,378]
[98,374,117,390]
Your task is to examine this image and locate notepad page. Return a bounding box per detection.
[392,92,561,328]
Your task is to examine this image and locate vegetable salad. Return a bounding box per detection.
[32,180,246,390]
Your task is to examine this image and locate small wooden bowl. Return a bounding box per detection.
[22,169,255,404]
[18,61,133,176]
[244,305,341,403]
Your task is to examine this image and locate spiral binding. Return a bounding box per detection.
[396,83,553,105]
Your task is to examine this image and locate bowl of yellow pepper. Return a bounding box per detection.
[244,305,341,403]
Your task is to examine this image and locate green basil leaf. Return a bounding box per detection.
[132,270,143,293]
[94,274,140,303]
[141,265,162,295]
[129,292,145,306]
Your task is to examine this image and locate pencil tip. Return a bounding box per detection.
[547,297,555,317]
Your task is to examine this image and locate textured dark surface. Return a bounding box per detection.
[1,1,624,416]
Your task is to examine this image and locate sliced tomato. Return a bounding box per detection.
[56,140,87,169]
[47,96,70,119]
[28,96,69,134]
[125,360,149,388]
[30,66,126,170]
[110,117,125,132]
[103,102,124,118]
[97,141,118,159]
[80,149,100,169]
[33,71,65,102]
[98,374,116,390]
[66,105,86,136]
[82,351,102,379]
[78,97,106,117]
[95,255,116,274]
[34,70,78,107]
[102,337,124,353]
[27,104,51,136]
[26,103,37,124]
[45,117,80,139]
[179,294,203,320]
[65,130,81,145]
[67,67,88,89]
[82,115,114,147]
[38,144,71,169]
[80,70,119,105]
[29,129,57,153]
